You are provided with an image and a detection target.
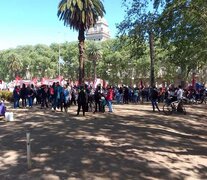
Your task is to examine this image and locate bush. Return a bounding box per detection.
[0,90,13,102]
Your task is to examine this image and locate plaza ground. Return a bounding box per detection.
[0,102,207,180]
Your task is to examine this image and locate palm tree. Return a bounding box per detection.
[86,41,102,82]
[57,0,105,85]
[8,53,23,79]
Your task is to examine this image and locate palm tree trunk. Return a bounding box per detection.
[78,26,85,85]
[149,31,155,87]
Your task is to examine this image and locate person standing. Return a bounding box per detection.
[40,85,49,109]
[106,86,114,112]
[176,85,183,100]
[13,86,20,108]
[49,83,55,106]
[150,86,160,112]
[118,87,123,104]
[176,85,184,112]
[52,82,63,111]
[133,87,139,104]
[63,85,70,112]
[77,86,87,116]
[70,87,77,105]
[123,86,129,104]
[94,85,101,113]
[20,83,27,108]
[27,85,34,108]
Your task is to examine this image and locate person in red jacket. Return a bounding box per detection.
[106,86,114,112]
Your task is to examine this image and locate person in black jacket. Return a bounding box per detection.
[94,85,101,113]
[40,85,49,109]
[77,86,87,116]
[20,83,27,108]
[150,86,161,112]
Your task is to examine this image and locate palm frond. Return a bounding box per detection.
[57,0,105,31]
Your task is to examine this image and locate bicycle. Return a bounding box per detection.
[196,95,207,104]
[163,98,186,115]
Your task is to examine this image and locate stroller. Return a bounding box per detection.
[0,100,6,117]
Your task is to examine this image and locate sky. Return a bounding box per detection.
[0,0,126,50]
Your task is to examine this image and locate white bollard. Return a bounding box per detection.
[26,132,31,169]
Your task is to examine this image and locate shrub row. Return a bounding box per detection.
[0,90,13,102]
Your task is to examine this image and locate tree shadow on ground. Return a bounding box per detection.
[0,104,207,180]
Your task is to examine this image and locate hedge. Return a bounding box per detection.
[0,90,13,102]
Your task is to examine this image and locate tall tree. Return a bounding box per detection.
[86,41,102,81]
[8,53,23,79]
[57,0,105,85]
[118,0,160,87]
[157,0,207,84]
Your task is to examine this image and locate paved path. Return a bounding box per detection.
[0,103,207,180]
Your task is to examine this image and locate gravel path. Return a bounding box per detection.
[0,103,207,180]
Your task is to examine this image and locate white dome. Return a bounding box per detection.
[86,16,110,41]
[96,16,108,26]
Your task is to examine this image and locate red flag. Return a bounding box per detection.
[41,77,48,85]
[15,76,22,80]
[57,76,63,81]
[15,76,22,85]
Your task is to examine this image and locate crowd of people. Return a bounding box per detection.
[12,82,115,116]
[12,82,207,115]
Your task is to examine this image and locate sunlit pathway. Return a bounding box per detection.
[0,103,207,180]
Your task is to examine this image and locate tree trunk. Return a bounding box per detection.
[78,27,85,85]
[93,59,97,82]
[149,31,155,87]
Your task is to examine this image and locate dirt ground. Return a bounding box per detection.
[0,102,207,180]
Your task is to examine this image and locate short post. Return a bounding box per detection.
[26,132,31,169]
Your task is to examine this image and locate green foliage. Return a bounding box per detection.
[0,43,76,81]
[157,0,207,78]
[57,0,105,31]
[85,41,102,80]
[117,0,207,85]
[0,91,13,102]
[57,0,106,84]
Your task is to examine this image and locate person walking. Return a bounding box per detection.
[150,86,160,112]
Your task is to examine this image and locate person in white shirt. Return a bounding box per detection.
[176,85,183,100]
